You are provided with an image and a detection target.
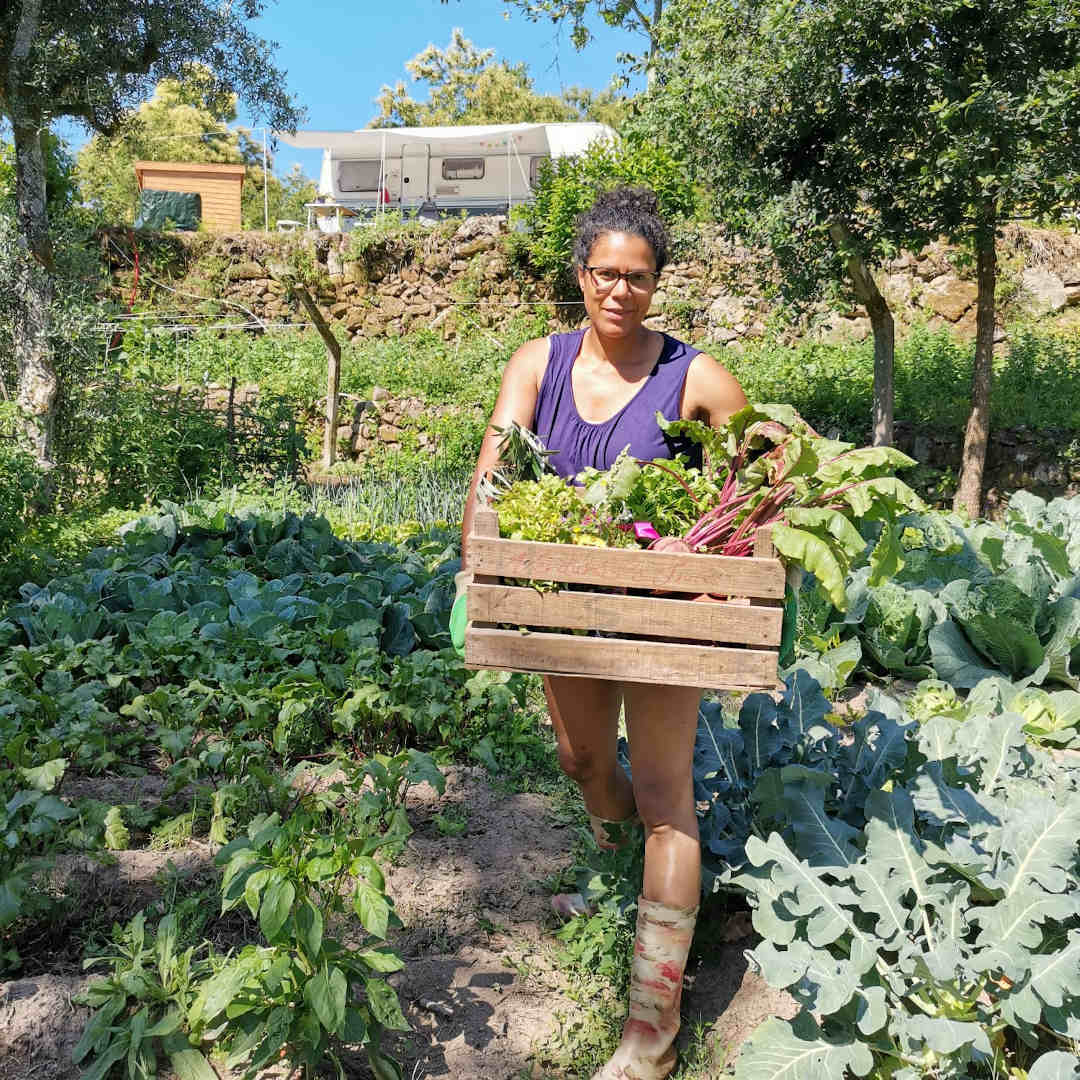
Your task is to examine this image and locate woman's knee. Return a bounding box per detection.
[556,741,609,784]
[632,773,694,830]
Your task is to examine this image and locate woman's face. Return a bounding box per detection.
[576,231,659,339]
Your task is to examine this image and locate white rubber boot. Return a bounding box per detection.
[551,814,641,921]
[591,896,698,1080]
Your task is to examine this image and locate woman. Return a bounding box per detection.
[458,186,747,1080]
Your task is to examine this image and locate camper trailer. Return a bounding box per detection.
[276,122,616,231]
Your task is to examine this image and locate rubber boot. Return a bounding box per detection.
[591,896,698,1080]
[551,814,641,921]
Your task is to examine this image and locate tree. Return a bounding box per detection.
[76,69,316,230]
[372,29,628,129]
[641,0,1080,514]
[0,0,302,483]
[76,69,254,223]
[499,0,664,81]
[243,162,317,231]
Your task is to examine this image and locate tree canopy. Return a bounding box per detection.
[371,29,627,129]
[500,0,664,76]
[641,0,1080,511]
[76,69,251,223]
[75,68,315,229]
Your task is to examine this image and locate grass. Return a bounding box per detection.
[309,463,472,540]
[119,310,551,411]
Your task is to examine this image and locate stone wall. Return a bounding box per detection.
[102,220,1080,501]
[102,219,1080,349]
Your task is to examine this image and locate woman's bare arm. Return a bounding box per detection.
[682,352,748,428]
[461,336,550,569]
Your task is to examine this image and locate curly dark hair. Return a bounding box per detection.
[571,185,670,272]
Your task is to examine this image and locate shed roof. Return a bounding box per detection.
[134,161,247,185]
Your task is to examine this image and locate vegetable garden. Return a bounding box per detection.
[2,324,1079,1077]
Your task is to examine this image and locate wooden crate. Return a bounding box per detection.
[464,508,785,691]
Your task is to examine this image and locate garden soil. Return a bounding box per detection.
[0,766,795,1080]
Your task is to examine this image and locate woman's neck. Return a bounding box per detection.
[582,325,656,372]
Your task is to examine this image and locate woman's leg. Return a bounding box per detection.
[623,682,701,908]
[591,682,701,1080]
[544,675,636,823]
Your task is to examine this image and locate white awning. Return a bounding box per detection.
[274,122,615,159]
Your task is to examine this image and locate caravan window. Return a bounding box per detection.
[338,160,382,192]
[529,156,550,186]
[442,157,485,181]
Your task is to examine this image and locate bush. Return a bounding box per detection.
[510,137,698,292]
[0,405,41,551]
[52,374,304,509]
[723,324,1080,443]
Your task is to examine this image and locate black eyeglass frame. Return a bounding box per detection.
[582,265,662,292]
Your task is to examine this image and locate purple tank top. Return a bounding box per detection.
[532,330,702,479]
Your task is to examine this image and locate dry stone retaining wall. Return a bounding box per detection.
[103,220,1080,349]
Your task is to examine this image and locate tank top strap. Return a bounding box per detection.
[534,330,586,449]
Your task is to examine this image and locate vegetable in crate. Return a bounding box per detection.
[487,403,925,611]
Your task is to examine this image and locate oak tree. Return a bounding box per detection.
[642,0,1080,514]
[1,0,302,482]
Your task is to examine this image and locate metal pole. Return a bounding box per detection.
[262,128,269,233]
[506,135,511,216]
[379,133,387,221]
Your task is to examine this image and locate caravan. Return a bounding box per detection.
[276,122,615,231]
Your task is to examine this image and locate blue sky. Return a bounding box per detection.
[57,1,643,180]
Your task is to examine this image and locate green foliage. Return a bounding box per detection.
[76,767,418,1080]
[75,68,254,224]
[500,0,665,76]
[642,0,1080,301]
[53,374,305,510]
[489,404,923,607]
[242,162,317,233]
[0,133,78,213]
[906,675,1080,753]
[372,28,628,129]
[75,911,218,1080]
[0,405,42,552]
[722,324,1080,463]
[512,136,697,290]
[826,492,1080,691]
[731,687,1080,1078]
[212,800,409,1078]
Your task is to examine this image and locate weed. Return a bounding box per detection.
[672,1017,718,1078]
[149,808,200,851]
[432,803,468,837]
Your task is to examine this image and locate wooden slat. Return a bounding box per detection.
[465,627,779,690]
[468,583,782,645]
[470,508,499,587]
[468,536,785,599]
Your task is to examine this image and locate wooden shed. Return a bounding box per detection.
[134,161,246,231]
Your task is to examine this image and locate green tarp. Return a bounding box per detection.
[134,189,201,231]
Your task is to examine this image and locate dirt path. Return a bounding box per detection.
[0,767,795,1080]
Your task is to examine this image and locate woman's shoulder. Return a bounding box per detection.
[504,334,557,393]
[682,347,748,424]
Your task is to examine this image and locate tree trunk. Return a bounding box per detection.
[8,0,59,481]
[290,283,341,471]
[12,126,58,474]
[953,220,997,519]
[829,223,894,446]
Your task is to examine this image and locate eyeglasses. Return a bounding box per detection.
[584,266,661,293]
